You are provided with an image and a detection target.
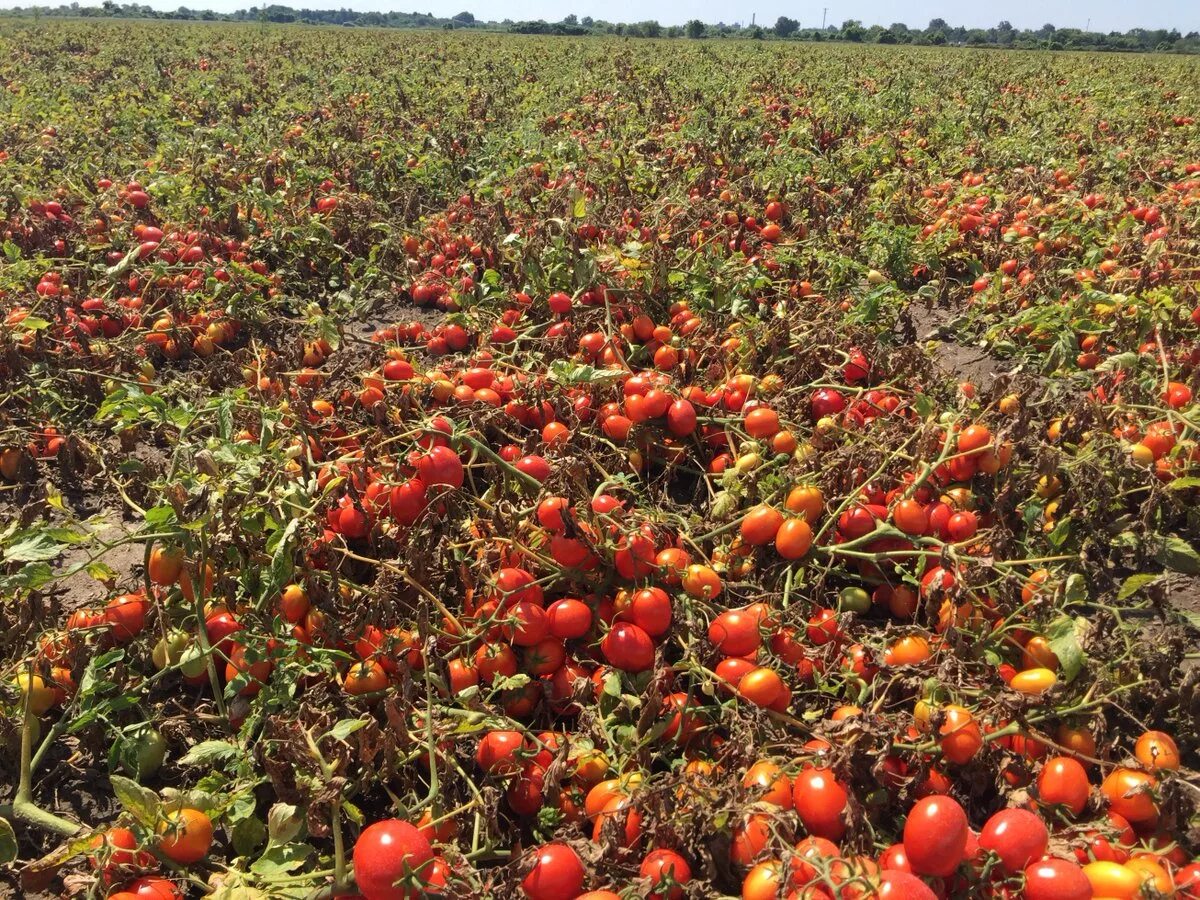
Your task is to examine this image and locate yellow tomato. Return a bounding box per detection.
[1082,861,1141,899]
[1010,668,1057,695]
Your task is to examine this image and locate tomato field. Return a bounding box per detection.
[2,20,1200,900]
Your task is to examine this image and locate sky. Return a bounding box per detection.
[0,0,1195,32]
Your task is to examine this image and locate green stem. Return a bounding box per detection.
[6,663,85,836]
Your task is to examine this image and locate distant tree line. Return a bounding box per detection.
[1,4,1196,53]
[0,2,481,27]
[510,16,1196,51]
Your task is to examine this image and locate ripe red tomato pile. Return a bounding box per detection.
[1,22,1198,900]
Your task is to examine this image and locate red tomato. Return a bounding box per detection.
[792,766,849,839]
[878,870,937,899]
[352,819,434,900]
[1036,756,1090,816]
[640,848,692,900]
[878,844,912,873]
[546,598,592,639]
[475,730,528,775]
[515,454,551,482]
[978,808,1048,873]
[104,593,148,642]
[415,445,464,488]
[1022,858,1093,900]
[666,399,697,436]
[493,567,543,608]
[629,587,673,637]
[601,622,655,672]
[902,795,968,878]
[389,479,428,526]
[126,877,184,900]
[708,609,761,656]
[536,497,570,532]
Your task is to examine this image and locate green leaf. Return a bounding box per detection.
[341,799,364,826]
[1046,516,1072,548]
[1155,535,1200,575]
[86,561,119,582]
[209,873,270,899]
[179,740,244,767]
[546,359,625,386]
[266,802,304,847]
[323,718,368,743]
[602,671,622,698]
[1096,352,1138,372]
[106,246,141,277]
[76,648,125,700]
[1063,573,1086,604]
[231,813,267,857]
[266,518,299,591]
[491,673,531,692]
[1167,477,1200,491]
[43,527,91,544]
[143,505,177,527]
[0,817,16,865]
[250,842,311,876]
[1178,609,1200,632]
[217,399,234,441]
[1046,615,1088,683]
[1117,574,1160,601]
[1111,532,1139,551]
[3,532,67,563]
[110,774,161,827]
[0,561,55,591]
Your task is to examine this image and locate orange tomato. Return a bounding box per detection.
[741,505,785,546]
[743,761,792,809]
[148,545,184,586]
[157,808,213,865]
[1082,860,1142,898]
[342,660,389,695]
[884,635,931,666]
[744,407,780,439]
[1134,731,1180,771]
[742,859,785,900]
[938,705,982,764]
[1037,756,1090,815]
[1056,724,1097,761]
[738,667,785,708]
[1100,768,1157,823]
[731,812,774,866]
[682,564,722,599]
[773,518,812,559]
[784,486,824,522]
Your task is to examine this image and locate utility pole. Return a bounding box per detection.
[1085,17,1091,32]
[821,7,827,29]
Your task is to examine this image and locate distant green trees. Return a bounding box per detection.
[0,3,1196,54]
[773,16,798,38]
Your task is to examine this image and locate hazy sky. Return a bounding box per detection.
[1,0,1195,32]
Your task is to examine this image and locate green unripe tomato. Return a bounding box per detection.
[838,586,872,614]
[115,723,167,779]
[179,643,209,680]
[152,629,191,670]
